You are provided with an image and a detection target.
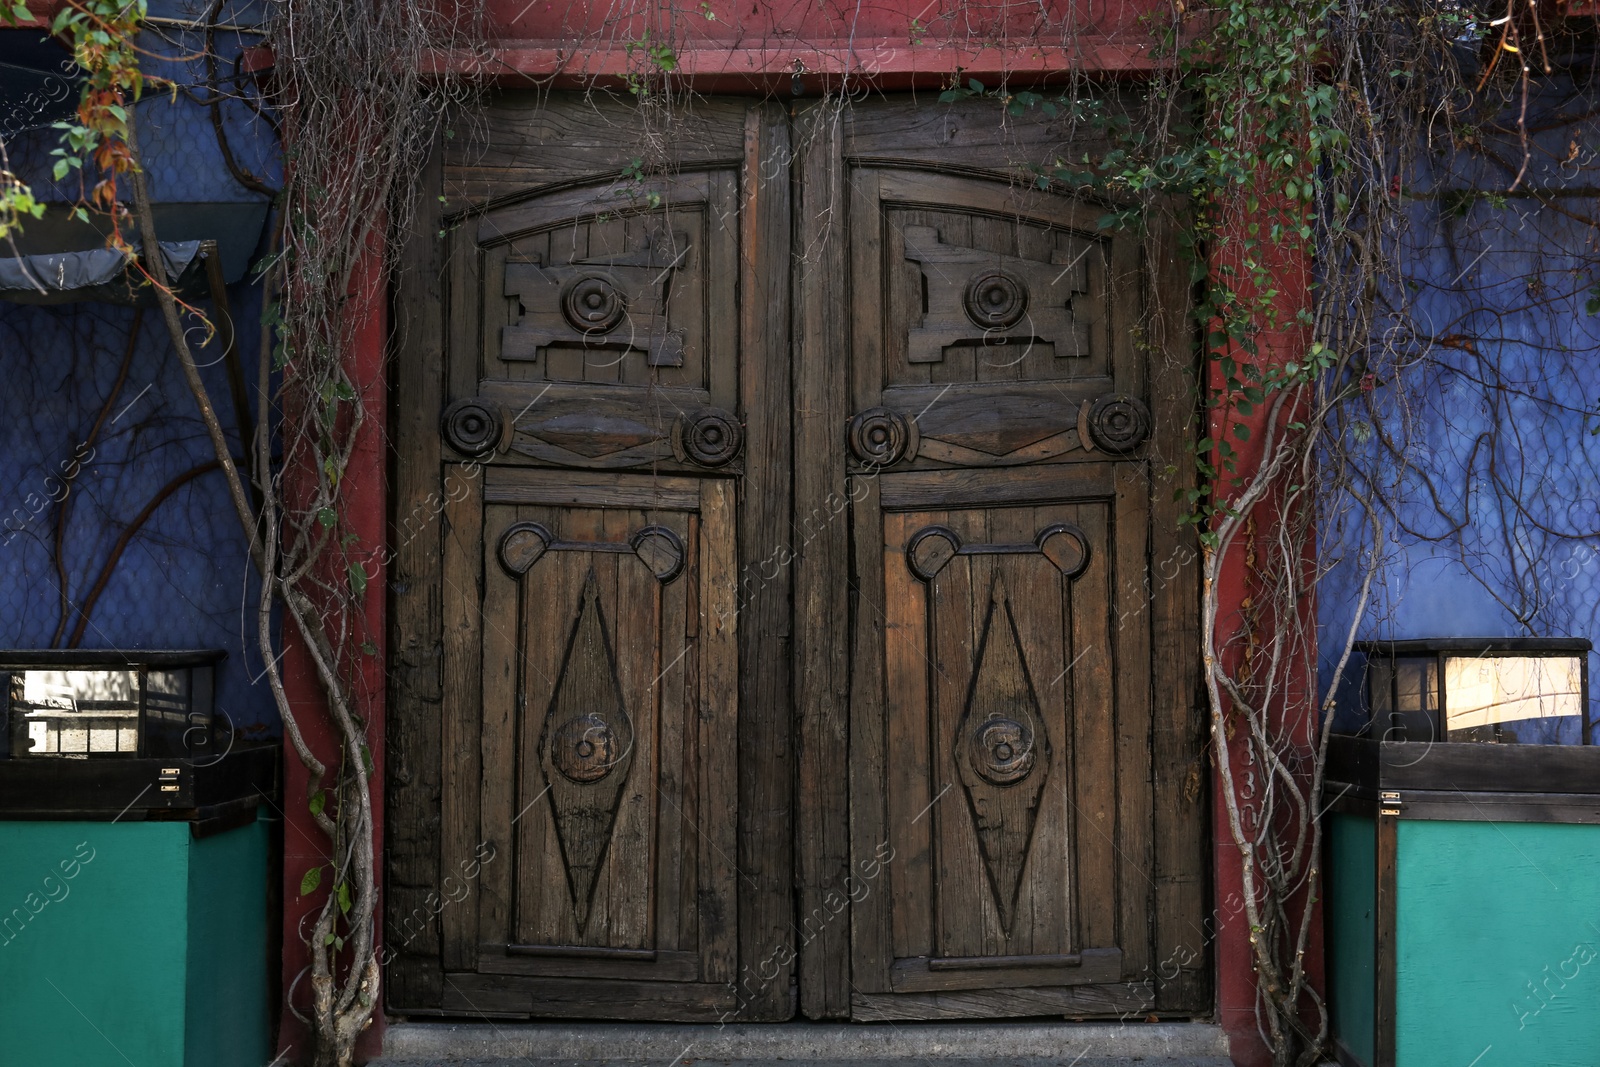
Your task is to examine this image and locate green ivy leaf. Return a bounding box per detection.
[309,790,327,816]
[317,507,337,528]
[1233,423,1251,442]
[347,561,368,597]
[300,866,323,897]
[337,881,352,915]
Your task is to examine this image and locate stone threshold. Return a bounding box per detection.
[372,1019,1234,1066]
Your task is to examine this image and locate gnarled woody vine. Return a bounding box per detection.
[12,1,1600,1066]
[6,1,480,1064]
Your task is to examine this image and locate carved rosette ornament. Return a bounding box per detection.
[561,273,628,334]
[1082,393,1151,455]
[969,715,1036,785]
[676,407,744,468]
[441,398,504,458]
[550,712,624,783]
[847,406,918,467]
[964,271,1029,331]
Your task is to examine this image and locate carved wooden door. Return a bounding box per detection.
[789,103,1209,1021]
[388,97,796,1021]
[389,94,1206,1024]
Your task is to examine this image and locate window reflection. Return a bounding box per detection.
[1443,655,1584,745]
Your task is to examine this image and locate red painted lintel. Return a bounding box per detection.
[429,35,1169,90]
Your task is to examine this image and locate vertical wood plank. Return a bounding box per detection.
[473,505,524,947]
[1071,501,1118,953]
[882,509,932,966]
[605,506,657,947]
[1375,816,1398,1067]
[932,524,986,958]
[705,173,740,406]
[848,479,893,994]
[1112,463,1155,983]
[700,479,740,986]
[792,100,854,1019]
[440,473,484,969]
[447,223,482,401]
[519,509,585,946]
[991,506,1070,959]
[387,140,446,1008]
[1146,202,1209,1011]
[735,101,796,1021]
[679,512,703,956]
[850,168,887,407]
[654,509,691,954]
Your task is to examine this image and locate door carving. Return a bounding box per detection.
[388,94,1207,1024]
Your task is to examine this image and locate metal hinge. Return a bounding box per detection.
[1379,789,1402,817]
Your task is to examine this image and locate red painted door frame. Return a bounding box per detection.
[277,7,1317,1064]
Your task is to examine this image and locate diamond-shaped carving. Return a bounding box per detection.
[539,569,635,932]
[953,578,1052,935]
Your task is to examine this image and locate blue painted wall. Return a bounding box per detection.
[1317,70,1600,736]
[0,2,282,734]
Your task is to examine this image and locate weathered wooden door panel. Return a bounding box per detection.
[845,168,1147,476]
[813,105,1208,1020]
[450,473,737,1003]
[390,95,792,1021]
[391,94,1205,1024]
[444,170,744,474]
[847,465,1160,1020]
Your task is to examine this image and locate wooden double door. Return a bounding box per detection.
[386,94,1208,1023]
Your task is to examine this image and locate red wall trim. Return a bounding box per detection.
[344,11,1318,1064]
[276,247,388,1065]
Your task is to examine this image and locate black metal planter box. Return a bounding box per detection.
[0,649,278,1067]
[1326,726,1600,1066]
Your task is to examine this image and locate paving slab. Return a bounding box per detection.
[371,1021,1233,1067]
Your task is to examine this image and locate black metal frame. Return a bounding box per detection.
[0,649,225,760]
[1356,637,1593,746]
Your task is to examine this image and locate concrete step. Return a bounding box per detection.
[372,1020,1234,1067]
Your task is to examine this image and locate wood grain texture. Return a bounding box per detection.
[445,92,747,212]
[439,473,485,972]
[890,947,1122,992]
[386,141,446,1009]
[1374,816,1398,1067]
[441,973,736,1020]
[399,93,1207,1024]
[848,481,896,996]
[698,480,740,987]
[1144,203,1209,1012]
[850,981,1153,1021]
[792,101,854,1021]
[734,102,796,1022]
[841,110,1196,1018]
[841,97,1130,175]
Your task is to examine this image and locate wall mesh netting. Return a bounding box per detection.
[1318,70,1600,736]
[1,1,281,733]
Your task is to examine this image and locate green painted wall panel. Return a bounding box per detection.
[0,818,270,1067]
[1395,820,1600,1067]
[0,821,192,1067]
[1328,812,1378,1067]
[185,818,271,1067]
